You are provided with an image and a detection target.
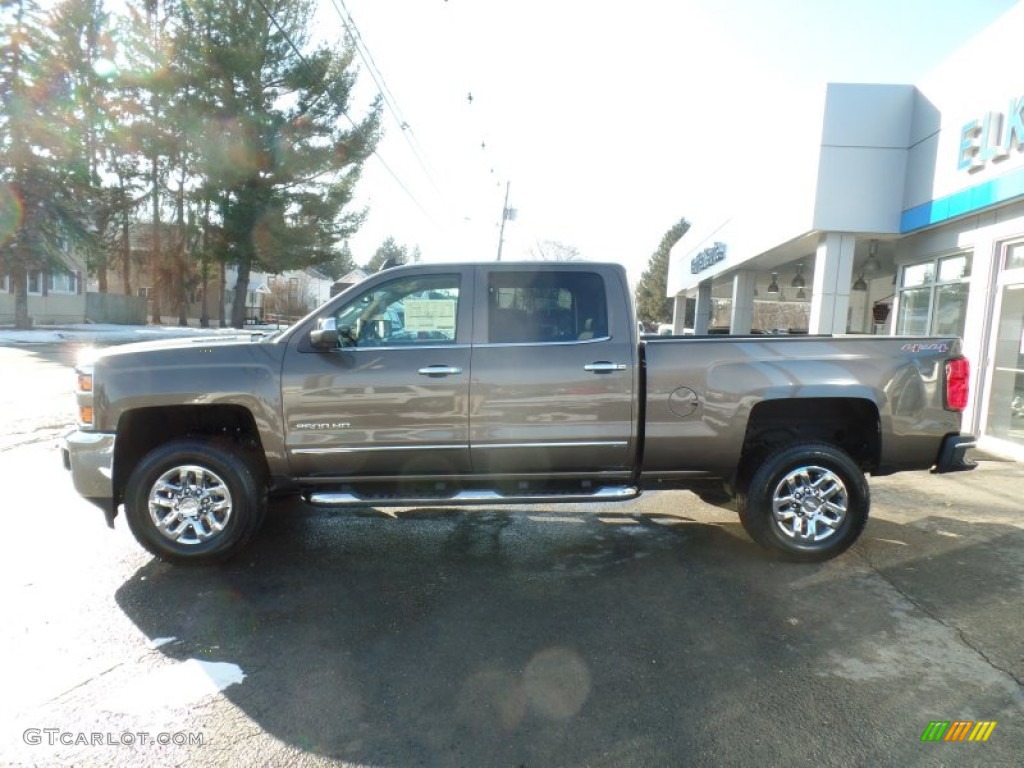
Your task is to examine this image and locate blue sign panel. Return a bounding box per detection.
[691,242,727,274]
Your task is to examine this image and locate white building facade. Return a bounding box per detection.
[667,4,1024,460]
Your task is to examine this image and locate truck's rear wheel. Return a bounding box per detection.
[124,439,266,564]
[737,442,868,562]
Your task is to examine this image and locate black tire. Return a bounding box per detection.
[124,438,267,564]
[736,442,869,562]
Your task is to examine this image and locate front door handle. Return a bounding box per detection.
[584,362,627,373]
[418,365,463,377]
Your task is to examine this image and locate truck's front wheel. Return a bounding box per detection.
[737,442,868,562]
[124,439,267,564]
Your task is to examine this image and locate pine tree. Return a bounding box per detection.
[635,217,690,327]
[118,0,185,324]
[0,0,93,327]
[322,240,356,279]
[366,236,407,272]
[184,0,381,327]
[48,0,119,292]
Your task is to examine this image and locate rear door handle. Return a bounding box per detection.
[584,362,627,373]
[418,365,463,377]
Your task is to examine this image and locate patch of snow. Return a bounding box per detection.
[103,659,245,713]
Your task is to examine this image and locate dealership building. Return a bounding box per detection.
[667,4,1024,460]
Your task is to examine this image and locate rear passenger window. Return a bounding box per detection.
[487,271,607,343]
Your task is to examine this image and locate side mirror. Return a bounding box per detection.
[309,317,339,349]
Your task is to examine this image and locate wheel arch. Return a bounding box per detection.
[737,397,880,486]
[113,405,269,506]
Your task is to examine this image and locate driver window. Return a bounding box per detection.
[332,274,460,347]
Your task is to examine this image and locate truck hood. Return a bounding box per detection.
[88,332,278,361]
[82,330,288,435]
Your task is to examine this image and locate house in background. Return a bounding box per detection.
[92,223,343,325]
[238,265,335,323]
[0,247,87,326]
[96,222,190,323]
[2,219,357,327]
[331,268,368,297]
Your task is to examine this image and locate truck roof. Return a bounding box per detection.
[379,260,622,271]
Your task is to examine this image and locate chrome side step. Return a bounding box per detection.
[306,485,640,507]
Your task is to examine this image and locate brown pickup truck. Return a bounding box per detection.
[62,261,975,564]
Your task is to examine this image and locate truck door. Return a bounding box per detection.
[469,266,636,473]
[282,269,472,478]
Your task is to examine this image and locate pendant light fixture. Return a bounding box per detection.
[767,273,779,293]
[864,241,881,276]
[791,263,805,288]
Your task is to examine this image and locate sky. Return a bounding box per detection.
[313,0,1021,284]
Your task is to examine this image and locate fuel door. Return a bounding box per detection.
[668,386,700,418]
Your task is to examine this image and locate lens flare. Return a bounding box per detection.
[0,185,24,247]
[93,58,117,79]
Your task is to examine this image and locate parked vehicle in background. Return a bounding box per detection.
[63,262,975,565]
[655,323,695,335]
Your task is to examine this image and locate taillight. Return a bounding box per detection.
[945,357,970,411]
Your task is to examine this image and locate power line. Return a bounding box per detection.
[324,0,512,240]
[330,0,512,227]
[326,0,446,204]
[251,0,437,224]
[331,0,408,133]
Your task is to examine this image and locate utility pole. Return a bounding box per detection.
[496,181,512,261]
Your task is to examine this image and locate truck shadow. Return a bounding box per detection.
[114,501,1024,766]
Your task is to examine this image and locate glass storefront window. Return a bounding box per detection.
[985,283,1024,445]
[1006,242,1024,270]
[895,287,931,335]
[931,283,969,336]
[938,254,971,281]
[895,251,972,337]
[902,263,933,287]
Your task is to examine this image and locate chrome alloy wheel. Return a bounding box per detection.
[148,464,233,545]
[770,464,848,543]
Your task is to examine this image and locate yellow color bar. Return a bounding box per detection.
[968,721,997,742]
